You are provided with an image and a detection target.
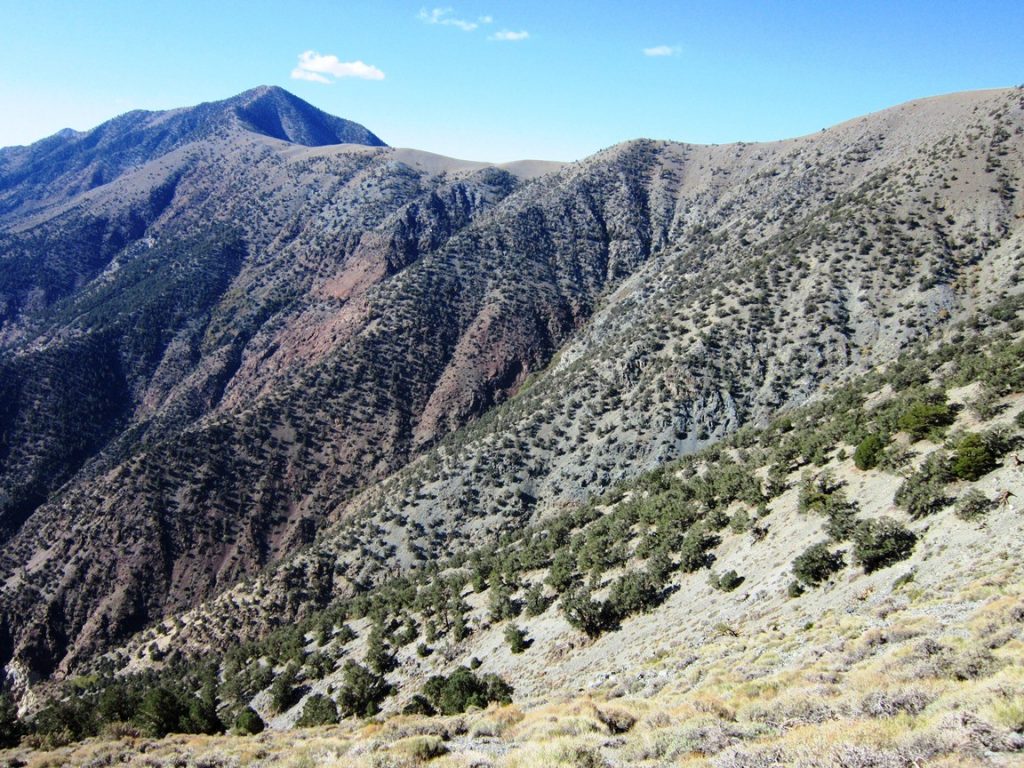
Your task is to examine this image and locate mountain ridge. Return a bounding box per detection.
[0,85,1020,689]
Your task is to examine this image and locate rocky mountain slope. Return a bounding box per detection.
[0,85,1022,692]
[7,309,1024,767]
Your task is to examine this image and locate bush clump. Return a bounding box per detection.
[504,624,529,654]
[895,452,952,518]
[422,667,513,715]
[792,542,845,586]
[232,706,264,735]
[710,570,745,592]
[898,398,955,440]
[336,661,392,718]
[295,694,339,727]
[852,517,917,573]
[955,488,994,521]
[854,435,887,470]
[951,433,998,481]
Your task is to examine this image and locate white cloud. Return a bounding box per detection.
[291,51,385,83]
[490,30,529,41]
[643,45,681,57]
[291,69,331,84]
[419,7,494,32]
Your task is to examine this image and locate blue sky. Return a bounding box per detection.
[1,1,1022,162]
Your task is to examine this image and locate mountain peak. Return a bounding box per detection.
[217,85,386,147]
[0,86,385,218]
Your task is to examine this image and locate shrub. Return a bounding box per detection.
[270,664,298,713]
[561,587,614,637]
[32,697,98,746]
[137,686,187,737]
[336,661,392,718]
[852,518,917,573]
[787,580,805,598]
[792,542,845,586]
[955,488,994,521]
[607,571,661,618]
[710,569,744,592]
[304,651,334,680]
[679,525,720,572]
[488,581,519,622]
[524,583,551,616]
[895,452,952,518]
[295,694,339,727]
[422,667,513,715]
[824,503,859,542]
[546,550,577,592]
[402,694,436,716]
[854,435,886,470]
[504,624,529,654]
[898,398,955,440]
[951,433,998,480]
[365,624,396,676]
[232,706,264,735]
[729,508,751,533]
[392,735,449,762]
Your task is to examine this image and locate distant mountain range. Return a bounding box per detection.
[0,84,1021,688]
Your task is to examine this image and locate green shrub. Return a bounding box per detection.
[710,569,744,592]
[304,651,334,680]
[678,525,720,572]
[895,452,952,518]
[951,433,998,480]
[955,488,994,521]
[560,587,614,637]
[524,583,551,616]
[898,398,955,440]
[854,435,887,470]
[137,686,187,737]
[504,624,529,654]
[607,571,661,618]
[364,624,396,676]
[787,580,806,598]
[546,550,577,592]
[422,667,513,715]
[232,707,264,735]
[852,518,917,573]
[792,542,845,586]
[488,581,519,622]
[270,664,298,713]
[31,697,98,745]
[336,661,392,718]
[401,694,436,716]
[295,694,339,727]
[729,508,751,533]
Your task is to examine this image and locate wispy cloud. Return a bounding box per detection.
[291,51,385,83]
[643,45,681,57]
[490,30,529,41]
[418,7,492,32]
